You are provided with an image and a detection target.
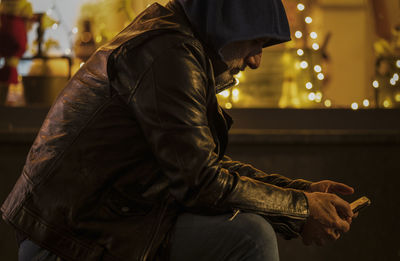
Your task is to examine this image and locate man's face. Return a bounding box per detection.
[216,39,265,86]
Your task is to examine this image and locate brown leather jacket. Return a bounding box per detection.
[1,2,310,260]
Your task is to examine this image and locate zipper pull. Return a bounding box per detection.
[228,209,240,221]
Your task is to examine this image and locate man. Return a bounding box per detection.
[2,0,355,260]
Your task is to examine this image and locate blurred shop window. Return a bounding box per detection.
[2,0,399,109]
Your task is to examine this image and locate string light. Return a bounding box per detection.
[220,90,230,98]
[397,60,400,68]
[295,31,303,38]
[383,100,391,108]
[390,78,396,86]
[314,65,322,73]
[64,48,71,55]
[312,43,320,50]
[317,73,324,80]
[232,88,240,102]
[393,73,399,82]
[310,32,318,39]
[305,17,313,24]
[305,82,313,89]
[300,61,308,69]
[52,23,58,30]
[308,92,316,101]
[372,80,379,88]
[324,99,332,107]
[72,27,78,34]
[297,49,304,56]
[395,94,400,102]
[363,99,370,107]
[351,102,359,110]
[315,92,322,102]
[297,3,305,11]
[225,102,232,109]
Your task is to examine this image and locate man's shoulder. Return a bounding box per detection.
[123,31,206,63]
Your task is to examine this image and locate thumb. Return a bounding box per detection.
[331,195,353,218]
[334,215,351,233]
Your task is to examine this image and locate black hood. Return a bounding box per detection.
[176,0,291,57]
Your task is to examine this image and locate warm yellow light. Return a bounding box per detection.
[317,73,324,80]
[72,27,78,34]
[393,73,399,81]
[390,78,396,86]
[235,71,243,79]
[95,35,102,43]
[80,62,85,68]
[351,103,359,110]
[312,43,320,50]
[305,82,313,89]
[310,32,318,39]
[308,92,316,101]
[315,92,322,103]
[297,49,304,56]
[363,99,370,107]
[372,80,379,88]
[234,77,240,86]
[295,31,303,38]
[305,17,313,24]
[314,65,322,73]
[396,60,400,68]
[300,61,308,69]
[225,102,232,109]
[297,3,305,11]
[232,88,239,97]
[383,99,391,108]
[324,99,332,107]
[395,94,400,102]
[220,90,230,98]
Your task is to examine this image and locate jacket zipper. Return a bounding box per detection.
[141,197,170,261]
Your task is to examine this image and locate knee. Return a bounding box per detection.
[234,213,277,244]
[232,213,279,260]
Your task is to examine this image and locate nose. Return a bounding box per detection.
[245,51,262,69]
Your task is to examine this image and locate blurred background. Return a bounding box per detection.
[0,0,399,260]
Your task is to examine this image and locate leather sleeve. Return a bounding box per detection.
[220,155,312,191]
[113,41,309,238]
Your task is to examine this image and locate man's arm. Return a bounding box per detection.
[111,40,309,238]
[220,155,312,190]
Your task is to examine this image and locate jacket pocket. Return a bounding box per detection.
[105,188,153,217]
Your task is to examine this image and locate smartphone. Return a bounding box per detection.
[350,196,371,213]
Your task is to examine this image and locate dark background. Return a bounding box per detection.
[1,107,399,260]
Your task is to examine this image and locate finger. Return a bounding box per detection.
[331,195,353,218]
[330,182,354,195]
[334,217,351,233]
[326,228,341,240]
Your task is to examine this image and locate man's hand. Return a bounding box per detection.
[302,192,354,246]
[309,180,354,195]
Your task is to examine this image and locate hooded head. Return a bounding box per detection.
[176,0,291,57]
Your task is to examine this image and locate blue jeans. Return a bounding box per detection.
[19,213,279,261]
